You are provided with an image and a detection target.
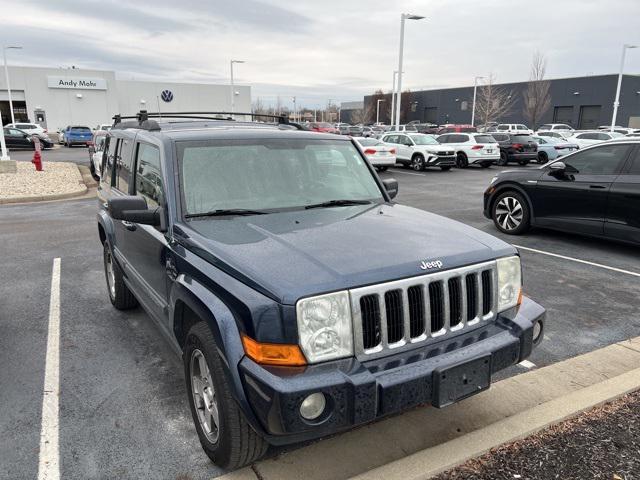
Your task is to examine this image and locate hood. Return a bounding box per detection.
[184,204,516,304]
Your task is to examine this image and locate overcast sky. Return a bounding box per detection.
[2,0,640,108]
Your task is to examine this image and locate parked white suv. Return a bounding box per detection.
[381,133,456,171]
[6,122,47,136]
[436,133,499,168]
[535,130,571,140]
[567,130,625,148]
[496,123,533,134]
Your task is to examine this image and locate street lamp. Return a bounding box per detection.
[230,60,245,114]
[611,44,637,132]
[395,14,425,130]
[3,45,22,125]
[471,75,484,127]
[390,70,403,127]
[376,99,385,124]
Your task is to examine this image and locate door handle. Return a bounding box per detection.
[589,185,606,189]
[121,220,137,231]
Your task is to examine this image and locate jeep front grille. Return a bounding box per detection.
[351,261,498,360]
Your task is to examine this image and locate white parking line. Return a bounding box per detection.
[388,169,424,176]
[519,360,536,369]
[514,245,640,278]
[38,258,61,480]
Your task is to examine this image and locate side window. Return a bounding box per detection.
[598,133,612,141]
[497,125,509,131]
[537,138,547,144]
[102,136,117,186]
[115,138,134,193]
[134,143,164,208]
[625,149,640,175]
[438,135,450,143]
[563,144,631,175]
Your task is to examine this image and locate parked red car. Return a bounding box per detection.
[309,122,339,134]
[436,124,477,134]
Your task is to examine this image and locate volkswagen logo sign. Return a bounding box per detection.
[160,90,173,102]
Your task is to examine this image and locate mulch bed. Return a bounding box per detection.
[434,390,640,480]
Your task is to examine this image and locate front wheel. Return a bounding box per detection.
[185,323,268,469]
[498,151,508,166]
[492,191,531,235]
[103,242,138,309]
[411,154,425,171]
[537,152,548,164]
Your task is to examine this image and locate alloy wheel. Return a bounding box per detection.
[495,196,523,231]
[190,349,220,443]
[105,250,116,299]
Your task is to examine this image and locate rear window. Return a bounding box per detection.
[16,124,34,129]
[511,134,534,142]
[539,124,552,130]
[357,139,381,146]
[497,125,509,131]
[474,135,496,143]
[71,126,91,132]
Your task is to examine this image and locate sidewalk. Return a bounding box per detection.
[219,337,640,480]
[0,161,87,204]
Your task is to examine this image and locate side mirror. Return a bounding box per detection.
[108,195,167,232]
[548,161,566,172]
[382,178,399,199]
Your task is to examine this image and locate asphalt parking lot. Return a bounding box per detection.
[1,161,639,479]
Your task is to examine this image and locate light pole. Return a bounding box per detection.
[611,44,637,132]
[395,14,425,130]
[3,45,22,125]
[230,60,245,114]
[391,70,398,127]
[376,99,385,124]
[292,96,297,122]
[471,75,484,127]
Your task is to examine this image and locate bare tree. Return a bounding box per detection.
[252,96,271,122]
[400,89,415,125]
[523,52,552,129]
[474,74,517,127]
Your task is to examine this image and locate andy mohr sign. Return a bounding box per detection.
[47,76,107,90]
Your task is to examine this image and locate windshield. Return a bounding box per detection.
[409,134,438,145]
[178,138,384,216]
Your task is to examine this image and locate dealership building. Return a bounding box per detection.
[0,66,251,131]
[364,73,640,129]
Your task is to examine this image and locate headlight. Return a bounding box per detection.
[296,291,353,363]
[496,256,522,312]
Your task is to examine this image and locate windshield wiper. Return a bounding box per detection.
[185,209,268,218]
[304,199,372,210]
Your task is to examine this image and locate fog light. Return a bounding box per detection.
[300,393,326,421]
[533,320,543,344]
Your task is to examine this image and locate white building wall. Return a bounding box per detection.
[0,66,252,131]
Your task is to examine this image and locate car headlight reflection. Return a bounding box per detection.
[296,291,353,363]
[497,256,522,312]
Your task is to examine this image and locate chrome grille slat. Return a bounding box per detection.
[351,260,498,360]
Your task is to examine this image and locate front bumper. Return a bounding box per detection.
[428,155,456,167]
[240,296,545,445]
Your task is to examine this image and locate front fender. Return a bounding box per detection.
[97,207,116,246]
[169,276,263,431]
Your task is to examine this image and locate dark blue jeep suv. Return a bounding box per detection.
[96,111,545,470]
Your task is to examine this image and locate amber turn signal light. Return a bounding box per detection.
[241,335,307,366]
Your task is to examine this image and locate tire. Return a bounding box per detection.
[518,160,530,166]
[456,152,469,168]
[491,190,531,235]
[103,242,138,310]
[411,154,425,171]
[537,151,548,164]
[440,166,452,171]
[480,162,492,168]
[184,323,268,470]
[498,151,508,166]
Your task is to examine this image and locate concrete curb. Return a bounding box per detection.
[350,366,640,480]
[217,337,640,480]
[0,163,90,205]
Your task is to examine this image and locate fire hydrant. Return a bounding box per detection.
[32,136,43,171]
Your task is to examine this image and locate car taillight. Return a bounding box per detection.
[471,145,483,150]
[364,148,377,155]
[512,143,523,150]
[389,148,396,154]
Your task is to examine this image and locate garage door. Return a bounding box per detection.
[578,105,602,130]
[553,106,574,125]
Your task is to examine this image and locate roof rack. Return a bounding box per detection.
[111,110,295,131]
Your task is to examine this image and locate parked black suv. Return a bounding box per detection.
[97,111,545,470]
[484,140,640,244]
[491,133,538,166]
